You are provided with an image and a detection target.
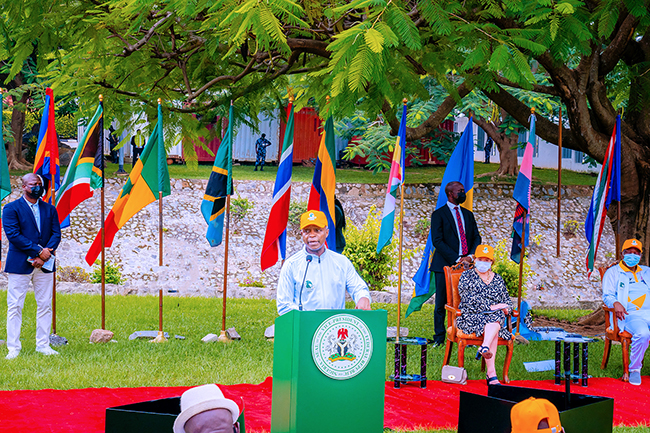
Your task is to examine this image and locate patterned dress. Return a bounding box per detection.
[455,269,513,339]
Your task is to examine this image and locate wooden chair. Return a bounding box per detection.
[441,263,516,383]
[599,264,632,382]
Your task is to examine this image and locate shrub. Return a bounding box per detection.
[231,194,254,222]
[562,220,583,237]
[491,238,534,299]
[343,206,415,291]
[56,115,77,139]
[413,218,431,239]
[57,266,91,283]
[238,271,265,288]
[91,260,124,285]
[288,200,307,228]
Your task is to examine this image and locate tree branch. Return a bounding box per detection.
[599,13,639,76]
[494,75,560,96]
[113,12,173,58]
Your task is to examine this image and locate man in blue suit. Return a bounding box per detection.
[3,173,61,359]
[429,181,482,345]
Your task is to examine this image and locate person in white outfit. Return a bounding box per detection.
[3,173,61,359]
[602,238,650,385]
[276,210,371,315]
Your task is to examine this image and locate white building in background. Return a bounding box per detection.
[454,116,599,173]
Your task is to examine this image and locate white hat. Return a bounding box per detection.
[173,384,240,433]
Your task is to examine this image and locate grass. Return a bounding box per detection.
[2,293,648,431]
[22,161,595,186]
[532,309,594,323]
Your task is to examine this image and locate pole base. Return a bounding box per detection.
[217,330,232,343]
[515,334,530,345]
[150,331,168,343]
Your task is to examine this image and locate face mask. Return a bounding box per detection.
[475,261,492,273]
[27,185,44,199]
[623,253,641,268]
[456,191,467,204]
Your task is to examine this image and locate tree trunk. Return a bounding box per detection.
[473,115,519,177]
[494,134,519,176]
[7,76,32,171]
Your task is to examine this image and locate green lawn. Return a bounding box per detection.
[1,293,647,431]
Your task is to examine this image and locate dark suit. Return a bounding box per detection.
[3,198,61,274]
[429,203,481,343]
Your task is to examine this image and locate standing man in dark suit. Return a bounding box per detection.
[430,181,482,345]
[3,173,61,359]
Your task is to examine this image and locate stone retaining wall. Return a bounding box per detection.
[0,176,608,310]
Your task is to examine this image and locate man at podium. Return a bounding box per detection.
[276,210,371,315]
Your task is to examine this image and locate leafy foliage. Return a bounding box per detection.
[91,261,124,285]
[57,266,91,283]
[491,239,534,299]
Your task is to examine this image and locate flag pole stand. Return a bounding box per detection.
[50,130,66,346]
[556,107,562,258]
[151,190,168,343]
[217,195,233,343]
[396,183,405,343]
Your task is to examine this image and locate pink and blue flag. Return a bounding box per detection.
[33,87,60,204]
[377,103,407,253]
[510,114,535,264]
[585,115,621,275]
[261,101,294,271]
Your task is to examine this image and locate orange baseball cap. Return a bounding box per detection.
[511,397,563,433]
[475,244,494,261]
[300,210,328,230]
[622,238,643,253]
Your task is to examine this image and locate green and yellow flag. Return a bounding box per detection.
[85,103,170,265]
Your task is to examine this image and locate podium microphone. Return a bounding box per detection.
[298,255,313,311]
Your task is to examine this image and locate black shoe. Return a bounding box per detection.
[254,168,257,171]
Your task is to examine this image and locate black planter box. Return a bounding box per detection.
[458,385,613,433]
[106,396,245,433]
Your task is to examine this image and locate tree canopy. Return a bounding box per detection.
[2,0,649,261]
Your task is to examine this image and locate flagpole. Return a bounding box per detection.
[397,183,404,343]
[99,95,106,330]
[516,209,527,335]
[218,100,234,343]
[51,90,58,336]
[153,97,167,343]
[557,107,562,258]
[616,111,622,261]
[218,194,232,343]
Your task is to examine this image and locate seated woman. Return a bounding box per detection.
[455,244,513,385]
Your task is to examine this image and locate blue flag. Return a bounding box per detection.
[407,118,474,317]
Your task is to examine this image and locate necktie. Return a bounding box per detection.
[455,206,468,255]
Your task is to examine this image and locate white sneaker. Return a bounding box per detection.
[36,346,59,356]
[5,350,20,360]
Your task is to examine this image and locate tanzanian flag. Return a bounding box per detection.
[85,103,170,265]
[33,88,60,203]
[201,103,234,247]
[307,116,336,250]
[56,103,103,225]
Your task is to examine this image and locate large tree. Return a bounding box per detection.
[3,0,649,262]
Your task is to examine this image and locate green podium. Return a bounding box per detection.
[271,309,387,433]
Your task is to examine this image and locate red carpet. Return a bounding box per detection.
[1,378,648,432]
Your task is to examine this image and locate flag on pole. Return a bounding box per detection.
[85,103,170,265]
[33,88,60,204]
[260,101,294,270]
[0,97,11,202]
[585,115,621,275]
[407,117,474,317]
[201,103,234,247]
[377,103,407,253]
[308,116,337,250]
[55,103,103,225]
[510,114,535,264]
